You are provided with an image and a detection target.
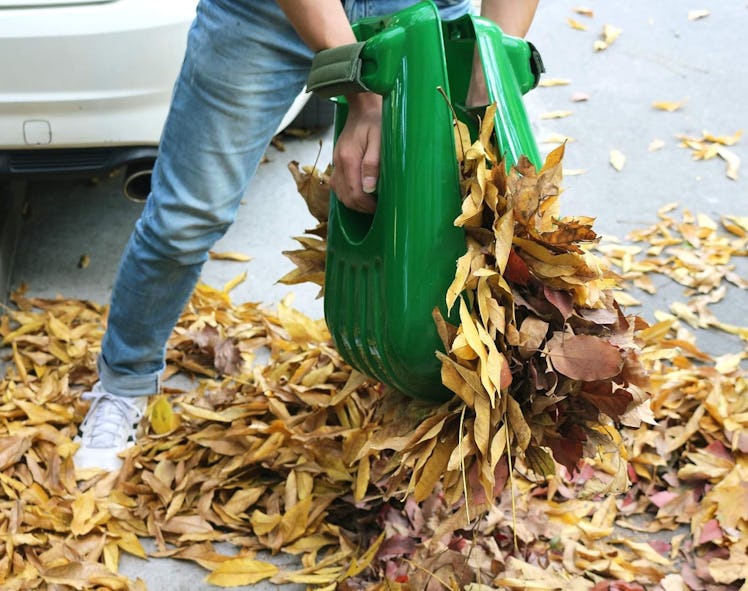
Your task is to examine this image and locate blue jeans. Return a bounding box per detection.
[99,0,472,397]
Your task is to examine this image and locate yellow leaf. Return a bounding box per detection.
[281,569,343,585]
[300,362,334,388]
[613,291,641,307]
[709,465,748,530]
[538,78,571,87]
[652,100,685,112]
[477,321,512,394]
[722,214,748,236]
[541,133,575,144]
[473,390,491,458]
[222,271,247,295]
[479,103,498,163]
[209,251,252,262]
[70,489,96,536]
[716,146,740,180]
[446,243,478,312]
[116,532,147,559]
[566,17,588,31]
[454,117,472,162]
[277,495,313,547]
[493,210,514,275]
[707,540,748,584]
[609,149,626,171]
[543,142,566,168]
[354,455,370,502]
[343,531,386,578]
[278,296,327,342]
[688,9,710,20]
[620,538,672,566]
[250,510,282,536]
[703,129,742,146]
[15,399,69,424]
[459,299,494,404]
[179,402,233,422]
[414,431,456,501]
[46,313,72,341]
[438,351,481,407]
[103,542,119,574]
[451,331,479,361]
[205,557,279,587]
[602,23,622,44]
[594,24,622,51]
[511,237,581,267]
[489,423,507,471]
[505,395,531,452]
[42,562,130,590]
[148,395,180,434]
[648,138,665,152]
[540,110,572,120]
[1,317,45,344]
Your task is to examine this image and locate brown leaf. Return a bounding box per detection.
[547,333,624,380]
[578,382,634,420]
[287,159,331,222]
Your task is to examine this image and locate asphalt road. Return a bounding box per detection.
[2,1,746,589]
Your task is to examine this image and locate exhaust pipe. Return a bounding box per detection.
[122,159,155,203]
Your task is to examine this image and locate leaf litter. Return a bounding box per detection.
[676,130,742,181]
[1,109,746,591]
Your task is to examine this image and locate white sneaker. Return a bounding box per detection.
[73,383,148,472]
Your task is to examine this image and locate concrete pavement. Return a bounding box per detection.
[3,1,747,588]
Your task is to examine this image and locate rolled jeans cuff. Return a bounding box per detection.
[97,354,160,398]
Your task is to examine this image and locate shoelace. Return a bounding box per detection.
[79,391,144,448]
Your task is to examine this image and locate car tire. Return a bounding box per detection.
[290,95,336,129]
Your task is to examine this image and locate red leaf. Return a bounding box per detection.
[547,435,584,474]
[698,518,723,545]
[544,286,574,320]
[649,490,679,508]
[578,383,633,420]
[376,534,417,561]
[504,248,530,285]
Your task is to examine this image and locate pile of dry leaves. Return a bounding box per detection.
[1,109,746,590]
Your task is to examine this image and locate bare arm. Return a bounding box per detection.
[275,0,357,50]
[481,0,538,37]
[277,1,539,212]
[467,0,539,106]
[276,0,381,213]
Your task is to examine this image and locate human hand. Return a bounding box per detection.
[329,92,382,214]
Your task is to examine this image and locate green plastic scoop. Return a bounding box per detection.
[307,0,543,402]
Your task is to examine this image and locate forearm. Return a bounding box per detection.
[275,0,357,51]
[466,0,538,106]
[480,0,539,37]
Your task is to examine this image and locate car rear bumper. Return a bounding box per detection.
[0,145,157,177]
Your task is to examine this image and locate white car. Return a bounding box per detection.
[0,0,312,201]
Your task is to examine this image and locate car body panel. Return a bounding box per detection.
[0,0,310,178]
[0,0,196,151]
